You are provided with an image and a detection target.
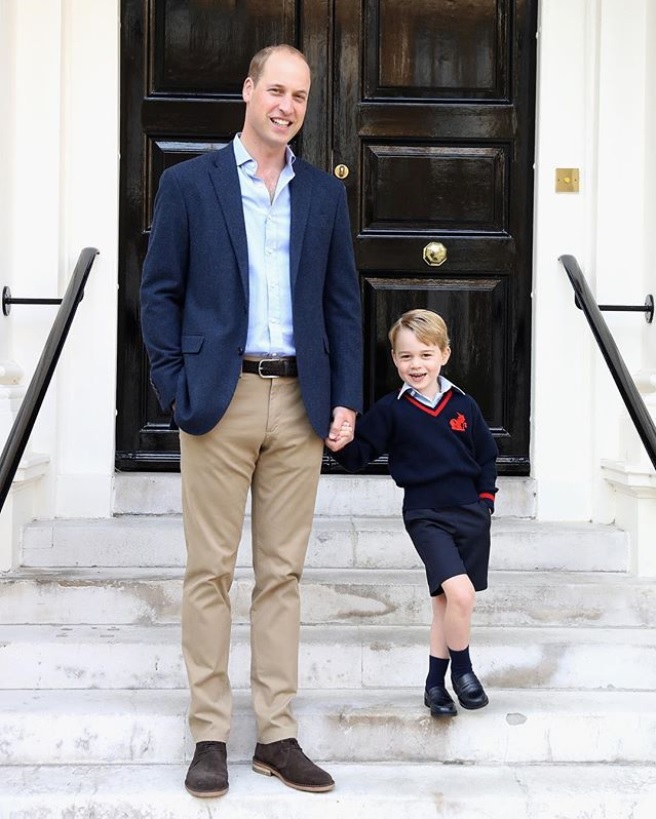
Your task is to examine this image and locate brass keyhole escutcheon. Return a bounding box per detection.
[423,242,447,267]
[334,164,350,180]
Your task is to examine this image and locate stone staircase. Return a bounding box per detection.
[1,475,655,817]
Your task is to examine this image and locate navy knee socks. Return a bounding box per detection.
[426,655,450,690]
[448,646,473,679]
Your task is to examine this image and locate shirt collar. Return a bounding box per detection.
[398,375,456,407]
[233,133,296,171]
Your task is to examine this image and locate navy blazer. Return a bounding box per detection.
[140,143,363,437]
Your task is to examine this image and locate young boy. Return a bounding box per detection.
[333,309,498,717]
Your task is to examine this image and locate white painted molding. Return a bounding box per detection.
[633,369,656,394]
[0,452,49,572]
[13,451,49,484]
[601,460,656,493]
[0,360,23,384]
[602,459,656,577]
[601,365,656,576]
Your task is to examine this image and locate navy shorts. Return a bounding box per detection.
[403,502,491,597]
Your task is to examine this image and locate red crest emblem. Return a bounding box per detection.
[449,412,467,432]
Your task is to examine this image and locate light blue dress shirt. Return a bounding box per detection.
[233,134,296,356]
[398,375,455,408]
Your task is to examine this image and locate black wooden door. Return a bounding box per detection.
[117,0,536,474]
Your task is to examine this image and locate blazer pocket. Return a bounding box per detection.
[181,334,204,354]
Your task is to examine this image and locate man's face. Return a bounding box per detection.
[242,51,311,152]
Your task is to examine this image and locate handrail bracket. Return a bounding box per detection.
[574,292,654,324]
[2,286,64,317]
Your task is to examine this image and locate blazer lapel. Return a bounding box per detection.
[208,144,249,300]
[289,161,312,289]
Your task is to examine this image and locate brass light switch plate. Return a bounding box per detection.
[555,168,579,193]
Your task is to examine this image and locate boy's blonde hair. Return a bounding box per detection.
[388,309,451,351]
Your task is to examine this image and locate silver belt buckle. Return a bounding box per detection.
[257,357,279,378]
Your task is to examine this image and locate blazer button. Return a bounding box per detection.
[237,347,244,356]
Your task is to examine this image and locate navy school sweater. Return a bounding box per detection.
[333,385,498,512]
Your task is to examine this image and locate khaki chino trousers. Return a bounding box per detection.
[179,371,324,744]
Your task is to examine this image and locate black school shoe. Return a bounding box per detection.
[424,685,457,717]
[451,671,489,710]
[184,741,229,798]
[252,738,335,792]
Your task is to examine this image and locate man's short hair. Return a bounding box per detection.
[247,44,310,86]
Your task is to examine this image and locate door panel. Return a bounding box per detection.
[362,145,508,232]
[117,0,536,474]
[151,0,298,95]
[371,0,506,98]
[332,0,535,473]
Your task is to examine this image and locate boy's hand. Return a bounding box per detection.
[325,406,356,452]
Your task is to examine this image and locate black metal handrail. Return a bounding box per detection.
[0,247,99,513]
[559,254,656,470]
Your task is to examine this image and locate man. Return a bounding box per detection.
[140,44,362,797]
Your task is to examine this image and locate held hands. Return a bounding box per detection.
[324,406,356,452]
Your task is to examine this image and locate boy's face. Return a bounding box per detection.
[392,327,451,398]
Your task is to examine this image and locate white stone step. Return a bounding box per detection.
[1,568,652,627]
[21,515,629,572]
[113,473,537,518]
[2,624,656,692]
[0,762,654,819]
[2,689,656,765]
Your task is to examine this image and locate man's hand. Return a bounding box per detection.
[324,406,356,452]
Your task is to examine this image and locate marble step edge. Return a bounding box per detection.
[2,623,655,692]
[2,566,635,584]
[0,762,654,819]
[1,689,656,766]
[5,621,655,644]
[20,515,629,574]
[2,569,652,628]
[113,473,538,518]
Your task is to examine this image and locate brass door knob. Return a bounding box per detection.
[423,242,447,267]
[334,164,350,180]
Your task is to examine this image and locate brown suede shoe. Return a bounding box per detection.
[252,738,334,792]
[184,741,229,798]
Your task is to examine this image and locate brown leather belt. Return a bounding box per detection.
[242,356,298,378]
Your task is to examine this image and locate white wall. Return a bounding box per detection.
[532,0,655,522]
[0,0,14,306]
[532,0,600,520]
[0,0,119,566]
[55,0,120,516]
[9,0,64,511]
[645,1,656,371]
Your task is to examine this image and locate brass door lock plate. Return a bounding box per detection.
[556,168,579,193]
